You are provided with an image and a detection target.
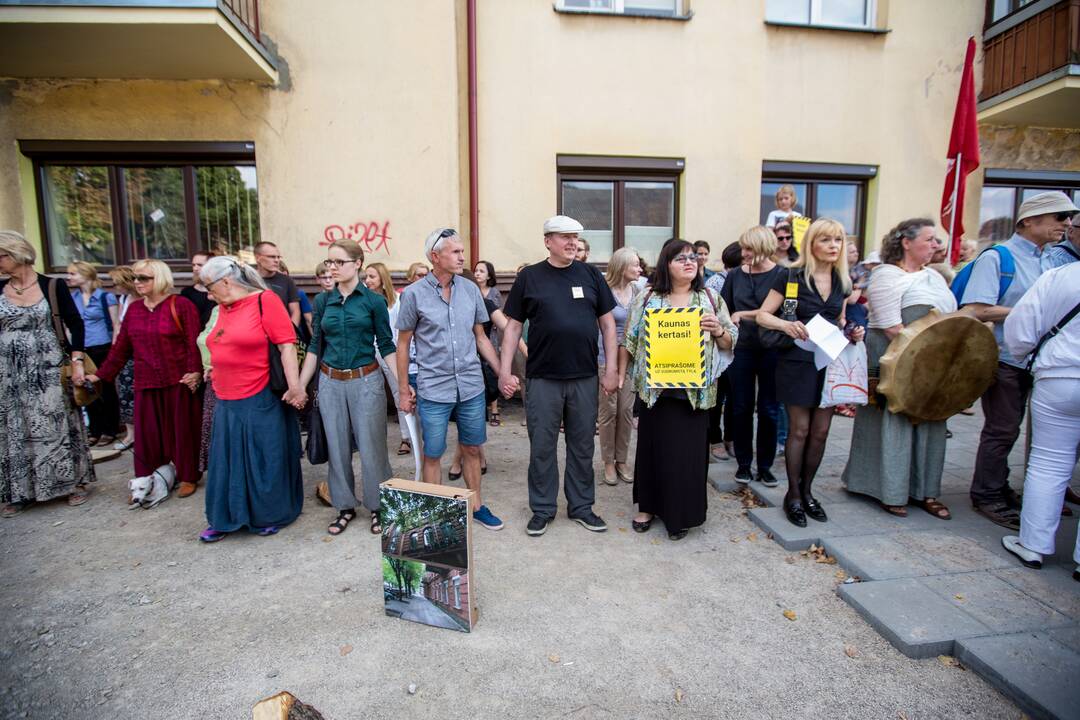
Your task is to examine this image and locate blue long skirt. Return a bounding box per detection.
[205,385,303,532]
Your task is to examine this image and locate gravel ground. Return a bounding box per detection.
[0,402,1021,719]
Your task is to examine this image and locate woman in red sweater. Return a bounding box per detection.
[89,259,203,497]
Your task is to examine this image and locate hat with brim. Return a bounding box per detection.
[1016,191,1079,226]
[543,215,584,235]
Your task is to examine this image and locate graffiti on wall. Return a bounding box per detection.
[321,219,392,254]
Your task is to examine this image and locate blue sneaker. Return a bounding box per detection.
[472,505,504,531]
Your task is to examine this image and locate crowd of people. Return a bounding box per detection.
[0,185,1076,576]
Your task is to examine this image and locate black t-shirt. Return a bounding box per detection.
[721,265,786,348]
[770,267,850,364]
[482,297,498,339]
[504,259,616,380]
[180,286,215,331]
[263,272,300,312]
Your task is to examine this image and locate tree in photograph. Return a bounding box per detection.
[380,489,465,540]
[382,556,424,601]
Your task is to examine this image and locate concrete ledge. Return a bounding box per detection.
[956,628,1080,720]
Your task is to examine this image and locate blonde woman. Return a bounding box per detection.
[757,219,864,528]
[1,231,94,516]
[597,247,641,485]
[364,261,413,456]
[66,261,121,446]
[406,262,429,283]
[106,266,138,450]
[88,260,204,498]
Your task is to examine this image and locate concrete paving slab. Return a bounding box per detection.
[823,530,1012,581]
[918,573,1073,635]
[838,578,992,659]
[993,567,1080,621]
[956,630,1080,720]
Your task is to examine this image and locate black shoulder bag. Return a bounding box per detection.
[258,292,290,397]
[305,292,330,465]
[1026,299,1080,374]
[758,268,799,351]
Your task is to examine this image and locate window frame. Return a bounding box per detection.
[21,140,257,273]
[765,0,880,31]
[760,160,876,244]
[556,155,684,265]
[984,0,1044,29]
[555,0,685,18]
[979,168,1080,241]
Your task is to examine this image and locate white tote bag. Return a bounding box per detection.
[819,342,869,407]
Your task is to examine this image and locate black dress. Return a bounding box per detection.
[772,268,849,408]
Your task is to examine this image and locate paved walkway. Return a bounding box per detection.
[386,594,466,632]
[708,407,1079,720]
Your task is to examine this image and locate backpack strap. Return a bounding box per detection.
[47,278,69,353]
[169,295,181,333]
[993,245,1015,303]
[1062,243,1080,262]
[1026,299,1080,373]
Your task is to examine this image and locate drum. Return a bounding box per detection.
[877,310,998,422]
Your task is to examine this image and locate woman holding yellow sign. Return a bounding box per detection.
[619,240,736,541]
[757,219,864,529]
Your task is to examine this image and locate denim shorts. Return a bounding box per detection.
[417,391,487,458]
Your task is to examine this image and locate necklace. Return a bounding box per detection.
[7,273,37,295]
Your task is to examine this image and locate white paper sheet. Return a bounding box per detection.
[794,314,848,370]
[403,412,422,481]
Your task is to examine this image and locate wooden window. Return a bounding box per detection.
[22,141,259,272]
[557,155,684,265]
[979,169,1080,242]
[759,161,876,243]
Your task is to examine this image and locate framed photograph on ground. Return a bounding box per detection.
[379,479,477,633]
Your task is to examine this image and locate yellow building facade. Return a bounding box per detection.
[1,0,1077,282]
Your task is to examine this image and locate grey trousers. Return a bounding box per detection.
[526,376,598,519]
[318,370,393,512]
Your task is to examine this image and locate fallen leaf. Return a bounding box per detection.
[898,712,910,720]
[548,654,560,663]
[844,644,858,658]
[729,536,741,543]
[938,655,960,668]
[322,537,332,543]
[746,532,758,542]
[815,555,838,565]
[651,538,660,545]
[340,644,353,656]
[617,527,627,533]
[782,609,797,621]
[835,570,847,580]
[954,594,965,601]
[674,688,683,703]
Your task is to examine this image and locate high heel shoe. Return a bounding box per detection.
[784,498,807,527]
[804,496,828,522]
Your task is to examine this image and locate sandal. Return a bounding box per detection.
[255,526,280,536]
[68,490,89,507]
[448,468,462,481]
[328,509,356,535]
[914,497,951,520]
[880,502,908,517]
[397,440,412,456]
[370,512,382,534]
[2,503,25,519]
[86,435,100,447]
[97,434,118,447]
[489,413,501,427]
[199,527,227,543]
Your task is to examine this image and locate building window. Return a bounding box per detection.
[987,0,1039,25]
[23,141,259,271]
[557,0,683,17]
[759,160,876,242]
[557,155,684,265]
[766,0,876,28]
[978,170,1080,243]
[453,576,462,609]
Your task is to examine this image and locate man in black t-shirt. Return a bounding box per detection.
[499,215,618,537]
[254,241,301,326]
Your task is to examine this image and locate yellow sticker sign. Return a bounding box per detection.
[792,215,811,254]
[644,307,706,389]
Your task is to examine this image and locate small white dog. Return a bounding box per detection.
[128,464,177,509]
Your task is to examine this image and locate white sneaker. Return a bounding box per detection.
[1001,535,1042,569]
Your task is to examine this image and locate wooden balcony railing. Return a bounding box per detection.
[220,0,260,41]
[981,0,1080,100]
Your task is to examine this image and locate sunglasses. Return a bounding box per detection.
[775,234,793,241]
[132,275,154,283]
[1054,212,1077,222]
[430,228,458,253]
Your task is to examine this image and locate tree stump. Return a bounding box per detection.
[252,691,325,720]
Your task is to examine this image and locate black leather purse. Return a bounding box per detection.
[305,293,329,465]
[758,268,800,351]
[257,293,290,396]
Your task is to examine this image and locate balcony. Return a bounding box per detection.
[978,0,1080,128]
[0,0,277,84]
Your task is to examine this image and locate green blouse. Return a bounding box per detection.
[622,287,737,411]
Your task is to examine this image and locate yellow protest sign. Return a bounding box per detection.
[792,215,811,254]
[644,307,705,388]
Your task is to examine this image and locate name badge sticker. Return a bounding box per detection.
[571,286,584,299]
[785,282,799,298]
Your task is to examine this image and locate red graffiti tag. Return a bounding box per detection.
[321,220,391,254]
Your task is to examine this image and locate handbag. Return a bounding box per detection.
[819,342,869,408]
[48,278,101,407]
[305,292,329,465]
[758,268,799,351]
[257,292,290,397]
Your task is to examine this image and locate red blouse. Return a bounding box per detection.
[97,295,202,390]
[206,290,296,400]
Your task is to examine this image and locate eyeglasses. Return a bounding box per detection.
[672,254,699,264]
[1054,212,1077,222]
[325,259,358,268]
[132,275,154,283]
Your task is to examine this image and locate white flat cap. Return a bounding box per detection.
[864,250,882,264]
[1016,191,1078,225]
[543,215,584,235]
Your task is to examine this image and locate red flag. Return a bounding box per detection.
[941,36,981,264]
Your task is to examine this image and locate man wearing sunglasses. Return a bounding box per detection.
[960,190,1079,530]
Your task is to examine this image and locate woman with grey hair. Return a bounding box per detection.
[841,218,957,520]
[0,230,95,516]
[194,256,306,542]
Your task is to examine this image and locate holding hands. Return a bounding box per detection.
[282,386,308,409]
[499,373,520,400]
[398,383,417,414]
[180,372,201,393]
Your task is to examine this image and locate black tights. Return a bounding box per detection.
[783,404,835,505]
